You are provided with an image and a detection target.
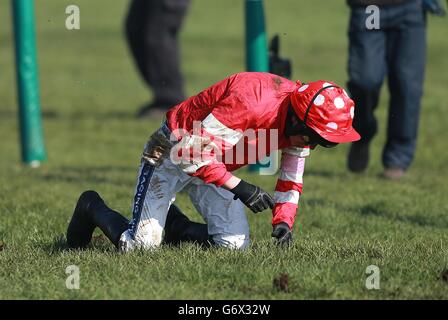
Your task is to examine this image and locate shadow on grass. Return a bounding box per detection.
[0,110,136,121]
[42,233,252,254]
[0,109,60,120]
[359,202,388,216]
[302,198,328,207]
[41,234,118,254]
[304,168,343,179]
[357,202,448,229]
[36,165,134,185]
[69,110,136,120]
[43,235,70,253]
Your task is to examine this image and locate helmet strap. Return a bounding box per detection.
[303,85,338,126]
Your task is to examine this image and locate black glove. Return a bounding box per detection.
[271,222,293,246]
[231,180,275,213]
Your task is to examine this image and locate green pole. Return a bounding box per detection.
[12,0,46,167]
[245,0,269,73]
[245,0,273,173]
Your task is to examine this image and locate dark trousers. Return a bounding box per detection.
[348,0,426,169]
[125,0,190,106]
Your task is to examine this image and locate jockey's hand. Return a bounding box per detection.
[272,222,293,246]
[231,180,275,213]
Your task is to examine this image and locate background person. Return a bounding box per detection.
[125,0,190,118]
[346,0,428,179]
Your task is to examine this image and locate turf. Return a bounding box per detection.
[0,0,447,299]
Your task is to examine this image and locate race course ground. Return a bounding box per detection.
[0,0,447,299]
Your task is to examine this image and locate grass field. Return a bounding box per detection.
[1,0,447,299]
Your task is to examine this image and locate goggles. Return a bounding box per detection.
[299,84,340,148]
[301,127,338,148]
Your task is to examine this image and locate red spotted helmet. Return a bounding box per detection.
[290,80,360,143]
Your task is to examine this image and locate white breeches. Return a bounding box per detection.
[119,157,250,251]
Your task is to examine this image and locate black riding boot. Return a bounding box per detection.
[164,204,213,247]
[67,190,130,249]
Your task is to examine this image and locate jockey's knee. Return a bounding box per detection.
[212,234,250,250]
[118,223,163,252]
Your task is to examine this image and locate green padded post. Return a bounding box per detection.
[12,0,47,167]
[245,0,273,173]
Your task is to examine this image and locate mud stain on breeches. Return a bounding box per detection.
[138,219,162,246]
[150,175,164,200]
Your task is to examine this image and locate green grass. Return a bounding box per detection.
[1,0,448,299]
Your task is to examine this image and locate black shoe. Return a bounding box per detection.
[66,190,102,249]
[67,191,130,249]
[136,101,174,119]
[348,142,370,173]
[381,167,406,180]
[164,205,211,246]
